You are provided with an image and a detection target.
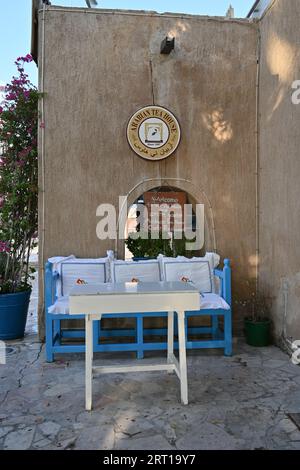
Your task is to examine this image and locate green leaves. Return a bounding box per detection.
[125,232,197,259]
[0,56,38,294]
[125,233,173,259]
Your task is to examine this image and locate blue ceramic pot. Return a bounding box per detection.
[0,289,31,340]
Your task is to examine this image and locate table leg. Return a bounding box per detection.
[85,314,93,411]
[167,311,174,373]
[177,310,188,405]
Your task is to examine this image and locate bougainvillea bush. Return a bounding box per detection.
[0,55,39,294]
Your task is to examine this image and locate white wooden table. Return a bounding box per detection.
[69,281,200,410]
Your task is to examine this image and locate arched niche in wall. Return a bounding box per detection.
[116,177,217,259]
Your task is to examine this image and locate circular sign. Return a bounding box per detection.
[127,105,181,161]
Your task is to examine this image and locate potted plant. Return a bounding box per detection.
[244,292,271,347]
[0,55,38,340]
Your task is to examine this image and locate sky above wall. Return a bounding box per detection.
[1,0,254,88]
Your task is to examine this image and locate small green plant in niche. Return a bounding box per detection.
[125,232,197,259]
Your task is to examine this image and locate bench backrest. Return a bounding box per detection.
[48,253,223,298]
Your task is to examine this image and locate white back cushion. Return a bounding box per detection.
[159,252,220,293]
[163,259,212,293]
[203,252,220,274]
[112,260,161,283]
[60,259,107,297]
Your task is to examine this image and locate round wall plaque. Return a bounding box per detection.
[127,105,181,161]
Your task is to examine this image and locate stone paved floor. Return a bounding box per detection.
[1,336,300,450]
[25,267,38,335]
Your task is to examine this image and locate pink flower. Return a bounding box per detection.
[0,106,3,114]
[12,79,22,86]
[0,241,10,253]
[18,146,32,159]
[5,92,17,101]
[16,54,33,64]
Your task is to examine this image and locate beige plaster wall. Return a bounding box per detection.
[259,0,300,341]
[38,7,258,336]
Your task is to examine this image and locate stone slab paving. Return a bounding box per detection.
[1,337,300,450]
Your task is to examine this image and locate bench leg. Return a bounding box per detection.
[212,315,219,339]
[45,315,54,363]
[224,310,232,356]
[53,319,61,342]
[167,311,174,373]
[177,311,188,405]
[185,316,188,341]
[136,316,144,359]
[93,320,99,357]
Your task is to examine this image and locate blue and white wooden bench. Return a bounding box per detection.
[45,255,232,362]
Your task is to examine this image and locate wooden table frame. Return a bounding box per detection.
[69,282,200,411]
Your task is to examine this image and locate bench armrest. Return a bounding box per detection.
[213,259,231,306]
[45,261,59,311]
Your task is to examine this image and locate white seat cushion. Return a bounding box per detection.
[48,296,70,315]
[111,259,161,283]
[199,293,230,310]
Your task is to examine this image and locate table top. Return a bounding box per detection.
[70,281,199,297]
